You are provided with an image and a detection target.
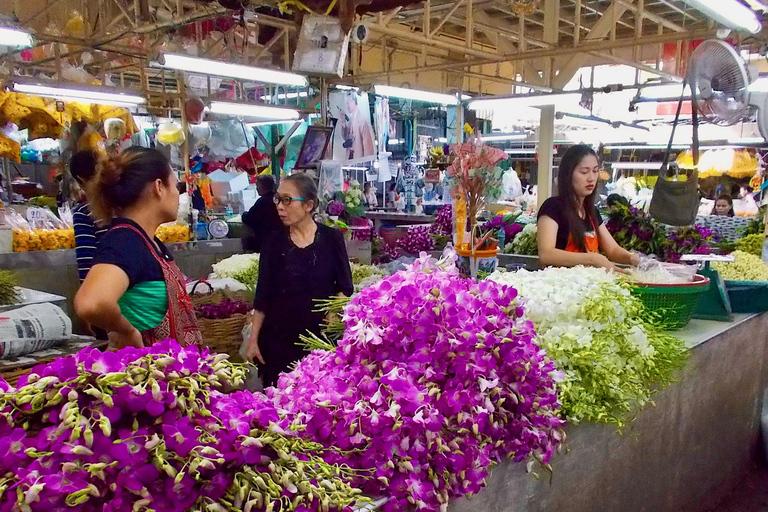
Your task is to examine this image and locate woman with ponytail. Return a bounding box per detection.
[74,148,201,349]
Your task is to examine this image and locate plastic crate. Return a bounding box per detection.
[724,280,768,313]
[631,274,711,330]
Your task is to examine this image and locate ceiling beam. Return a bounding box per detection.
[552,0,634,89]
[351,27,714,80]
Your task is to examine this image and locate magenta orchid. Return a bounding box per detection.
[269,251,564,512]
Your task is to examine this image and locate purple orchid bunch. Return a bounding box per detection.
[399,225,436,255]
[0,340,364,512]
[327,200,345,217]
[429,204,453,236]
[481,214,523,244]
[605,204,667,258]
[664,224,718,263]
[269,253,564,512]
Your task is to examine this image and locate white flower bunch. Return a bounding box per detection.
[212,253,260,286]
[489,266,686,426]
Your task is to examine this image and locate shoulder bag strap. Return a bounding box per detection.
[660,79,689,179]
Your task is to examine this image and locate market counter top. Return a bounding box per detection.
[447,311,768,512]
[1,238,244,332]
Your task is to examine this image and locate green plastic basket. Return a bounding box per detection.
[631,275,711,330]
[724,280,768,313]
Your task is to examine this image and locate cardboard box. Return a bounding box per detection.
[208,170,250,198]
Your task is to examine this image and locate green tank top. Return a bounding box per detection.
[118,281,168,331]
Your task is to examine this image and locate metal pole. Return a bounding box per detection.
[271,124,281,182]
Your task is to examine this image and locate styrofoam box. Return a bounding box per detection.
[208,170,250,197]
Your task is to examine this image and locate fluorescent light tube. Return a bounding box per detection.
[482,134,527,142]
[610,162,664,170]
[0,26,33,47]
[436,137,448,143]
[679,0,762,34]
[342,166,369,171]
[259,92,309,101]
[13,83,145,106]
[388,139,403,144]
[640,83,690,100]
[374,85,459,105]
[247,120,301,127]
[728,136,765,144]
[469,93,581,109]
[209,101,300,120]
[334,84,359,91]
[158,53,308,87]
[504,149,537,155]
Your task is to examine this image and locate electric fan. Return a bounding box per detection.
[688,39,768,137]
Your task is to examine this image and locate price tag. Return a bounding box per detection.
[26,208,49,223]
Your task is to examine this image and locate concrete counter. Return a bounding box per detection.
[449,312,768,512]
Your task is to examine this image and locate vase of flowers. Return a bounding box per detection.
[446,129,509,278]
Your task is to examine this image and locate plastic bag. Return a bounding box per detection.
[631,255,696,284]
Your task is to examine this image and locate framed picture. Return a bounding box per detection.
[296,126,334,169]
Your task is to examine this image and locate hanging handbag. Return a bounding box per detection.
[649,80,701,226]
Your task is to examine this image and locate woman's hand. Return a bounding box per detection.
[108,328,143,350]
[245,323,265,365]
[629,252,641,267]
[589,253,627,273]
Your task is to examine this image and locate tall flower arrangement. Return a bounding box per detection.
[446,135,508,250]
[270,253,564,512]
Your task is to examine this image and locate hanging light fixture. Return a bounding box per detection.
[679,0,762,34]
[0,18,33,48]
[156,53,308,87]
[12,82,145,106]
[373,85,460,105]
[208,101,300,120]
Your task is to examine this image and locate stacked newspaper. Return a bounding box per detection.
[0,303,72,359]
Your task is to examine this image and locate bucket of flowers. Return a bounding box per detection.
[446,127,509,278]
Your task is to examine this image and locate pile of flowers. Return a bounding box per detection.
[344,181,365,218]
[195,298,251,319]
[399,225,435,255]
[482,213,523,247]
[605,203,667,258]
[734,233,763,256]
[327,199,345,217]
[351,263,386,290]
[713,250,768,281]
[664,225,717,263]
[489,267,687,426]
[212,253,260,288]
[504,223,538,255]
[371,235,403,265]
[605,203,717,262]
[270,253,564,511]
[0,340,365,512]
[429,204,453,250]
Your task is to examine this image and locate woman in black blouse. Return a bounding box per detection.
[244,173,353,387]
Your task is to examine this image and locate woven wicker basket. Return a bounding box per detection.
[190,281,252,307]
[197,313,249,358]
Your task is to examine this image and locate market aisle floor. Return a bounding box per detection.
[705,463,768,512]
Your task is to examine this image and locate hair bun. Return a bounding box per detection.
[97,153,125,186]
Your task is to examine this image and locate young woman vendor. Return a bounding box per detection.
[538,144,640,272]
[74,148,202,349]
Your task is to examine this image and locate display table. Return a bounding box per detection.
[447,312,768,512]
[0,239,244,332]
[365,211,435,232]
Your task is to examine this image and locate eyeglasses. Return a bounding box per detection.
[273,194,306,206]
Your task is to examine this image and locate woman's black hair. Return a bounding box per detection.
[712,194,734,216]
[556,144,599,252]
[256,174,276,195]
[283,173,319,213]
[87,147,172,223]
[70,150,100,185]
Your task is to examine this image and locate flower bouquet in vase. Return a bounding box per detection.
[446,132,509,278]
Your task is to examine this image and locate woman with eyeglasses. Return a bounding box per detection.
[244,173,353,387]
